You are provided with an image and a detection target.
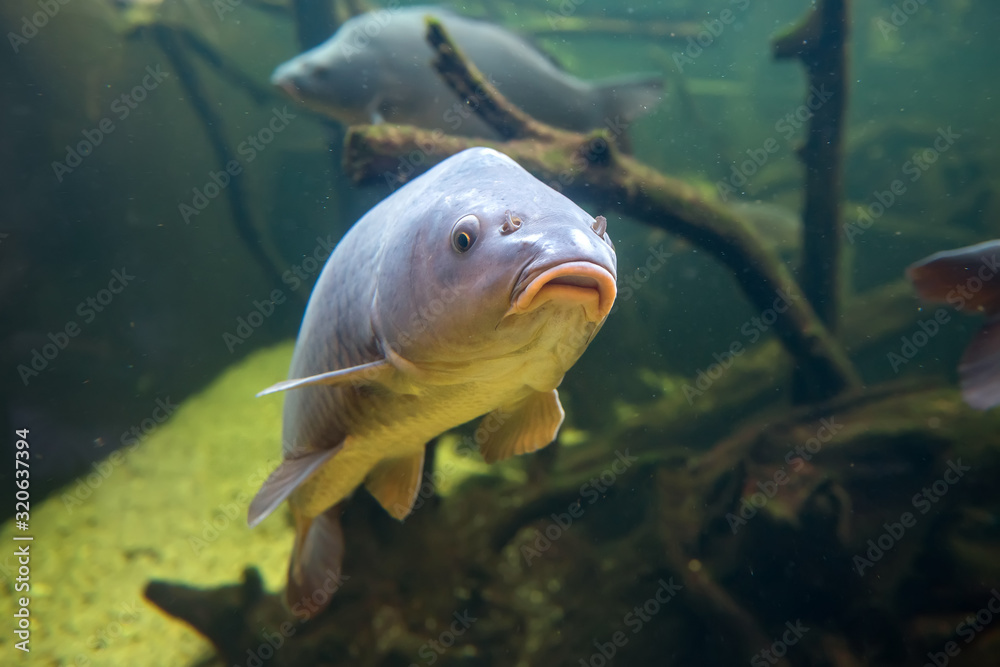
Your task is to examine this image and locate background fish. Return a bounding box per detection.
[907,240,1000,409]
[270,6,663,137]
[248,147,617,616]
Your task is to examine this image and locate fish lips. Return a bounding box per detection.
[507,261,617,323]
[271,66,305,103]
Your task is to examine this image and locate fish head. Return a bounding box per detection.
[373,148,617,380]
[270,21,383,124]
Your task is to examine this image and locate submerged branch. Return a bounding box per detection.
[171,27,282,107]
[343,21,861,398]
[147,25,301,307]
[426,18,549,141]
[773,0,851,401]
[773,2,850,328]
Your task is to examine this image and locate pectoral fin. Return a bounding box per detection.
[247,447,340,527]
[479,389,565,464]
[256,359,393,397]
[365,451,425,520]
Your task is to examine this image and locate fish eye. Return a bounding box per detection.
[451,214,480,253]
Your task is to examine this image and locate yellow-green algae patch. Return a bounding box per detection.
[0,344,298,666]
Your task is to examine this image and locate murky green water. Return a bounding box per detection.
[2,1,999,665]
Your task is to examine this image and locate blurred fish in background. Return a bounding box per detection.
[270,6,664,137]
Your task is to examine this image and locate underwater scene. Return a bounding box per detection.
[3,0,1000,664]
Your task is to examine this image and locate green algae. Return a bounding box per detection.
[0,344,299,666]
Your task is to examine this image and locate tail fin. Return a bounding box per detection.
[960,317,1000,410]
[595,74,664,123]
[285,503,345,618]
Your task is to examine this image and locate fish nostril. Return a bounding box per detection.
[501,210,523,235]
[591,215,607,237]
[303,63,328,81]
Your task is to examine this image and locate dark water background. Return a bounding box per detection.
[0,0,999,663]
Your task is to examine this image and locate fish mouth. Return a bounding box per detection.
[271,71,303,103]
[507,261,617,323]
